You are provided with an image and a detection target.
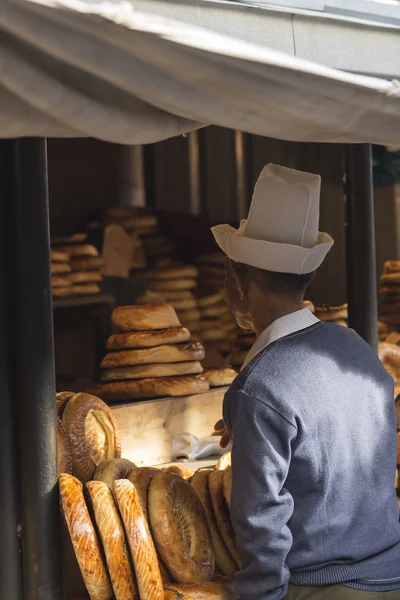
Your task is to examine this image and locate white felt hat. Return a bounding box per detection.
[211,163,333,274]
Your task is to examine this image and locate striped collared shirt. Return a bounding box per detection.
[241,307,319,370]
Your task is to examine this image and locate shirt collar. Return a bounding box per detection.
[241,307,320,370]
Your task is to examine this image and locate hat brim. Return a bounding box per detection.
[211,224,333,274]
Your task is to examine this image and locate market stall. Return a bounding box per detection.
[2,0,400,598]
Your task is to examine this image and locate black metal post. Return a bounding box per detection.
[0,142,23,600]
[345,144,378,351]
[10,139,61,600]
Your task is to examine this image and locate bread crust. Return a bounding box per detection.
[52,262,71,274]
[86,481,138,600]
[93,458,136,488]
[113,479,164,600]
[106,375,209,401]
[197,291,224,308]
[51,249,69,263]
[101,343,205,369]
[52,275,71,288]
[62,393,121,482]
[58,417,73,475]
[315,304,348,322]
[101,361,203,382]
[165,579,238,600]
[190,470,236,578]
[56,391,75,417]
[208,470,241,569]
[68,272,103,284]
[112,304,180,332]
[148,471,215,583]
[59,474,113,600]
[202,369,237,388]
[56,244,99,257]
[106,327,191,351]
[384,261,400,274]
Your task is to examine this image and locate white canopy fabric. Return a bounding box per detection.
[1,0,400,144]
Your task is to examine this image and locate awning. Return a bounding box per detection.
[1,0,400,144]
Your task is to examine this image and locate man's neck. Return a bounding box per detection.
[251,298,305,338]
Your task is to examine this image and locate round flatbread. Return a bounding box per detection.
[112,304,180,332]
[101,361,204,382]
[202,369,237,388]
[149,279,198,291]
[101,343,205,369]
[60,474,113,600]
[144,266,199,280]
[106,327,191,351]
[106,375,209,401]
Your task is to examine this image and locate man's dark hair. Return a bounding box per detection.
[231,261,313,297]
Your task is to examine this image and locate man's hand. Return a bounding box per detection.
[214,419,231,449]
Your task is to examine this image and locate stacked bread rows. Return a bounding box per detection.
[139,266,201,333]
[379,261,400,331]
[51,241,103,298]
[59,443,238,600]
[314,303,348,327]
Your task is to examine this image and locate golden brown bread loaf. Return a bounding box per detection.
[149,279,197,291]
[215,453,231,471]
[190,470,236,578]
[60,474,113,600]
[70,256,104,272]
[57,417,73,475]
[70,284,101,296]
[144,266,199,280]
[384,260,400,274]
[68,271,103,284]
[222,467,232,510]
[106,327,191,350]
[101,343,205,369]
[53,232,87,244]
[127,467,172,583]
[113,479,164,600]
[314,304,348,322]
[303,300,315,313]
[148,471,215,583]
[165,579,238,600]
[56,244,99,257]
[106,375,209,401]
[86,481,138,600]
[93,458,136,488]
[101,361,203,382]
[56,391,75,417]
[163,465,195,479]
[203,369,237,388]
[378,342,400,381]
[197,291,224,308]
[201,330,226,342]
[62,393,122,482]
[199,303,229,319]
[51,249,69,263]
[208,469,241,569]
[52,275,71,288]
[51,262,71,274]
[112,304,180,332]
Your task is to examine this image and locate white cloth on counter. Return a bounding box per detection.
[172,432,232,461]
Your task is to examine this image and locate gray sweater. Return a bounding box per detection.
[224,322,400,600]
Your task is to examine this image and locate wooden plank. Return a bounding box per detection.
[112,388,226,466]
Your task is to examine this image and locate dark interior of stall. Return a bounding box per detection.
[46,130,398,386]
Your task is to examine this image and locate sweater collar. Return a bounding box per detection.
[241,307,320,370]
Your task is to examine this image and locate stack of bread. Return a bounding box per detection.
[229,330,256,370]
[197,290,234,351]
[379,261,400,330]
[138,266,201,334]
[59,444,238,600]
[197,253,226,291]
[314,303,348,327]
[99,304,210,402]
[51,242,103,298]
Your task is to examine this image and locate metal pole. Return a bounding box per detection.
[188,132,201,215]
[0,141,23,600]
[11,139,61,600]
[345,144,378,351]
[234,131,248,221]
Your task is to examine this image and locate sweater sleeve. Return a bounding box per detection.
[225,389,297,600]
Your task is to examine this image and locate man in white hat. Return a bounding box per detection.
[212,164,400,600]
